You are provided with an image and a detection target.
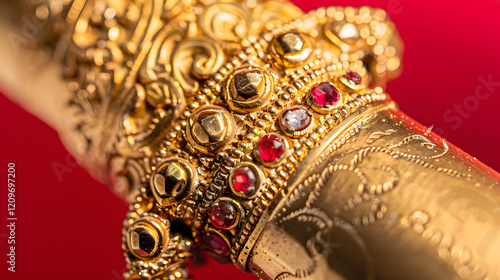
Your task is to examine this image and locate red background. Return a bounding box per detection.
[1,0,500,279]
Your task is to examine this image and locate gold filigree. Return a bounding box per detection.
[198,2,251,49]
[172,36,225,94]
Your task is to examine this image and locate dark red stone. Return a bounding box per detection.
[256,135,285,162]
[206,234,229,256]
[345,70,362,84]
[209,201,237,229]
[310,82,340,106]
[232,166,257,195]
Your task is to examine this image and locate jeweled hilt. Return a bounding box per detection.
[15,0,403,278]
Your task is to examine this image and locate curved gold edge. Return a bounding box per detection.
[235,99,398,270]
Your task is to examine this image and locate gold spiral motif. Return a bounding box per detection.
[172,36,225,93]
[199,2,252,49]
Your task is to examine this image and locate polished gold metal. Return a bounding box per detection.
[270,31,313,68]
[186,105,236,155]
[224,66,274,113]
[0,0,499,280]
[127,215,169,260]
[151,158,197,207]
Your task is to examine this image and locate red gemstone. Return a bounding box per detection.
[310,82,340,106]
[209,201,237,229]
[206,234,229,256]
[256,135,285,162]
[232,167,256,195]
[345,70,362,84]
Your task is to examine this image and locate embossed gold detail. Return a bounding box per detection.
[186,105,236,155]
[151,159,197,207]
[270,31,312,68]
[126,215,169,261]
[199,2,251,47]
[224,67,274,113]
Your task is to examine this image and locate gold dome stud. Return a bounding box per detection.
[270,31,313,68]
[233,70,264,101]
[151,159,197,207]
[129,224,159,258]
[126,215,170,261]
[224,67,274,113]
[186,105,236,155]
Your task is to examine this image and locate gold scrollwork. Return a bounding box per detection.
[172,36,225,94]
[198,2,251,50]
[116,80,185,157]
[251,0,304,30]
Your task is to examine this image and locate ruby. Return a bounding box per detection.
[281,106,312,132]
[310,82,340,106]
[256,135,285,162]
[345,70,362,84]
[206,234,229,256]
[209,201,237,229]
[232,166,257,195]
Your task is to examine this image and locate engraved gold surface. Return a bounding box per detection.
[248,104,500,279]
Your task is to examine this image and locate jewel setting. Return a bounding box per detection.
[308,82,343,113]
[279,105,314,137]
[205,232,230,256]
[229,162,262,199]
[339,70,365,91]
[345,70,362,84]
[233,167,256,193]
[210,200,237,229]
[254,134,287,166]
